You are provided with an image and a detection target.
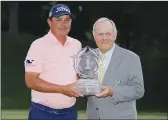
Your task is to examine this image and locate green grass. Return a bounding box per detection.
[2,109,167,119]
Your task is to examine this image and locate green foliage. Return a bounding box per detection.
[1,32,38,109]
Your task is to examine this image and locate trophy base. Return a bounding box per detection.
[76,79,102,96]
[77,86,102,96]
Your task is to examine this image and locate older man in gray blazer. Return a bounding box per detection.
[86,17,145,119]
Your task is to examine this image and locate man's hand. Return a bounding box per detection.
[61,82,83,97]
[96,86,113,98]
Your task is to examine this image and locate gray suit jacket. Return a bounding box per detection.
[86,44,145,119]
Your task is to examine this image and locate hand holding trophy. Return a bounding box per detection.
[73,46,102,96]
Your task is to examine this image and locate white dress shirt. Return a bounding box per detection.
[99,43,116,75]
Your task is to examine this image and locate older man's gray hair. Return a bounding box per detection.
[92,17,117,39]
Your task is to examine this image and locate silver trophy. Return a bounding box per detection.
[73,46,102,96]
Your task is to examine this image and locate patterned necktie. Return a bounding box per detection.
[98,54,105,84]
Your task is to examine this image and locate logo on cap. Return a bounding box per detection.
[49,4,71,18]
[49,12,52,17]
[56,6,70,13]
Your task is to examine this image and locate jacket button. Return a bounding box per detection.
[96,108,99,110]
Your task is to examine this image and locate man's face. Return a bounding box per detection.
[48,15,72,36]
[93,21,116,53]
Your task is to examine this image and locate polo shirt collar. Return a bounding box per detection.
[47,30,72,45]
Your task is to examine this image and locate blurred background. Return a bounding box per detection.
[1,1,168,118]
